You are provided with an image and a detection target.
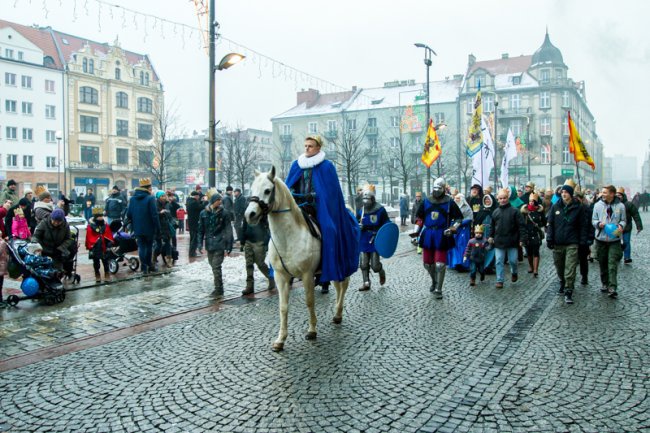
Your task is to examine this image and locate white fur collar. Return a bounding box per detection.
[297,151,326,169]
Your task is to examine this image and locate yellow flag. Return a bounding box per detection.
[421,119,441,168]
[568,111,595,170]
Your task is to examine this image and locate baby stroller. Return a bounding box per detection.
[63,225,82,284]
[5,240,66,306]
[106,220,140,274]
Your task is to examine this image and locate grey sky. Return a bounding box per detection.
[6,0,649,168]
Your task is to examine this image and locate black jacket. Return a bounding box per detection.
[105,192,127,219]
[186,197,204,231]
[242,215,270,245]
[234,194,247,219]
[620,194,643,233]
[491,203,527,248]
[546,198,588,246]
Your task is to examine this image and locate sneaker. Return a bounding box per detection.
[359,282,371,292]
[511,274,518,283]
[624,258,632,264]
[608,288,618,299]
[600,285,609,293]
[496,282,504,289]
[564,292,574,304]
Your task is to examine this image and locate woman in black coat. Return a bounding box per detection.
[520,193,546,277]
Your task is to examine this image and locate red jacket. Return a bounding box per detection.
[85,219,114,253]
[176,208,186,220]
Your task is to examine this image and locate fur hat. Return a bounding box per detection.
[362,184,376,197]
[92,206,104,216]
[139,178,152,187]
[616,186,625,195]
[24,188,33,196]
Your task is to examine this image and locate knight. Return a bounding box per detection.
[356,184,389,291]
[415,177,464,299]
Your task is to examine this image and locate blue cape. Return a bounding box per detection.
[286,159,360,282]
[447,219,472,270]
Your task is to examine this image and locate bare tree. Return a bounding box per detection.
[329,115,369,206]
[217,128,237,188]
[142,101,184,190]
[232,129,259,191]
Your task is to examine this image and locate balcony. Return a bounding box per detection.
[498,107,532,118]
[68,161,112,171]
[324,130,338,140]
[365,127,378,137]
[112,164,150,172]
[279,134,292,144]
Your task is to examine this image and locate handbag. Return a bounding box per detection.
[528,215,545,240]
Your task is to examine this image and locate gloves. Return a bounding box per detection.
[443,229,453,237]
[546,241,554,250]
[58,247,71,258]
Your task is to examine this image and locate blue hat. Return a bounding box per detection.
[51,208,65,221]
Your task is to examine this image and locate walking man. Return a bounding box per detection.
[198,192,233,298]
[240,213,275,295]
[616,187,643,264]
[233,188,247,251]
[186,191,204,257]
[592,185,626,298]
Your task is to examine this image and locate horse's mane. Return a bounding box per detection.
[270,177,301,214]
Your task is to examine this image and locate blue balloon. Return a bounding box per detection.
[21,277,40,297]
[604,223,618,237]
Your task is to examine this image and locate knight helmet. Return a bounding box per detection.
[432,177,447,199]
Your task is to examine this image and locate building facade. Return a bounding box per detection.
[0,20,66,196]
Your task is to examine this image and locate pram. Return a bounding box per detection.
[63,225,82,284]
[5,240,66,306]
[106,220,140,274]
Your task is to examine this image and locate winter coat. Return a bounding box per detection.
[12,216,31,240]
[399,196,409,216]
[547,198,589,246]
[592,197,626,243]
[0,188,18,205]
[222,193,235,219]
[410,198,423,224]
[186,197,204,231]
[520,204,546,247]
[198,205,233,252]
[85,218,114,258]
[126,188,161,238]
[105,192,127,220]
[0,239,8,276]
[464,236,491,264]
[33,201,54,225]
[0,207,6,238]
[32,217,74,258]
[620,194,643,233]
[234,194,248,219]
[156,200,173,240]
[176,208,186,221]
[491,202,527,249]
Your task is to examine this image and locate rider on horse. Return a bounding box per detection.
[285,135,360,293]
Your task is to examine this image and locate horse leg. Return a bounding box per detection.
[304,273,317,340]
[332,277,349,324]
[272,273,290,352]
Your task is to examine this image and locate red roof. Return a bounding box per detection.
[469,55,532,76]
[0,19,63,69]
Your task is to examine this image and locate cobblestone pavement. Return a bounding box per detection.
[1,221,649,432]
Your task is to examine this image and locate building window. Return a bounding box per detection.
[540,91,551,109]
[80,115,99,134]
[466,98,474,115]
[137,123,153,140]
[4,48,14,59]
[540,69,550,83]
[475,74,485,88]
[6,127,17,140]
[45,79,55,92]
[17,51,24,60]
[512,76,521,85]
[5,100,17,113]
[82,57,88,73]
[368,137,378,151]
[137,97,153,113]
[562,145,571,164]
[327,120,337,131]
[139,150,153,166]
[510,94,520,110]
[346,118,357,131]
[434,112,445,125]
[308,122,318,134]
[81,146,100,163]
[21,75,32,89]
[562,120,569,136]
[389,137,400,149]
[116,92,128,108]
[88,59,95,74]
[22,128,33,141]
[22,102,33,115]
[555,68,564,81]
[23,155,33,168]
[282,124,292,135]
[511,119,523,136]
[367,118,377,128]
[6,154,18,167]
[562,90,570,108]
[5,72,16,86]
[540,117,551,136]
[116,119,129,137]
[116,148,129,165]
[115,68,121,80]
[45,105,56,119]
[80,86,99,104]
[46,130,56,142]
[390,116,399,128]
[46,156,57,168]
[483,95,494,113]
[540,144,550,164]
[139,71,150,86]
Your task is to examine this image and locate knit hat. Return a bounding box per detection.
[18,197,30,207]
[195,184,202,190]
[51,208,65,221]
[24,188,33,196]
[92,206,104,216]
[155,191,165,199]
[139,178,152,187]
[112,185,120,191]
[7,179,17,187]
[38,190,52,201]
[561,179,576,196]
[226,185,233,192]
[210,193,223,204]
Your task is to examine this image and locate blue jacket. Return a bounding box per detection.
[126,188,160,238]
[286,158,359,282]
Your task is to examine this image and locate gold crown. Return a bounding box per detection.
[92,206,104,216]
[305,135,323,148]
[363,184,376,194]
[139,178,152,187]
[474,224,484,233]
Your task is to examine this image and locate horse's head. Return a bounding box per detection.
[245,166,277,225]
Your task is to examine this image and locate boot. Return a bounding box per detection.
[320,281,330,294]
[359,268,371,291]
[267,277,276,291]
[104,270,111,281]
[470,277,476,286]
[434,263,446,299]
[379,268,386,286]
[95,271,101,283]
[242,284,254,296]
[211,286,224,299]
[558,281,565,295]
[564,290,574,304]
[165,256,173,268]
[424,264,436,293]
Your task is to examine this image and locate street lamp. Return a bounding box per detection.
[414,42,437,192]
[55,130,65,197]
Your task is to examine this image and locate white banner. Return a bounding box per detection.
[500,128,518,188]
[471,115,495,188]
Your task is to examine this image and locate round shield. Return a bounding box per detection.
[375,222,399,258]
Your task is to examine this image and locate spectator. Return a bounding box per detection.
[198,192,233,298]
[85,206,114,282]
[399,194,409,226]
[0,179,19,204]
[31,208,75,269]
[33,190,55,226]
[12,208,31,240]
[233,187,247,251]
[616,187,643,264]
[126,178,161,274]
[105,185,127,224]
[186,191,204,257]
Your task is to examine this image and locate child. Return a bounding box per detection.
[0,231,7,307]
[85,206,114,282]
[12,207,31,240]
[463,224,491,286]
[176,205,186,234]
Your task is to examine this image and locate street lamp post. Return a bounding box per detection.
[526,117,531,182]
[55,130,65,197]
[415,42,437,192]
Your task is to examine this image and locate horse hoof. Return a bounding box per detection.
[305,332,317,340]
[332,316,342,324]
[272,343,284,352]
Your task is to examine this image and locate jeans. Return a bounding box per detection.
[136,235,154,273]
[495,247,518,283]
[622,231,632,260]
[469,262,484,279]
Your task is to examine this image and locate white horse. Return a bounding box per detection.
[244,167,350,352]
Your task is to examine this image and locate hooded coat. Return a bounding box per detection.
[126,188,161,238]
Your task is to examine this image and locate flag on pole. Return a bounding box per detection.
[471,114,495,188]
[500,128,518,188]
[568,111,595,170]
[421,119,441,168]
[466,87,483,157]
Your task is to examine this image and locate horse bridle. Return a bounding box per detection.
[248,179,290,215]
